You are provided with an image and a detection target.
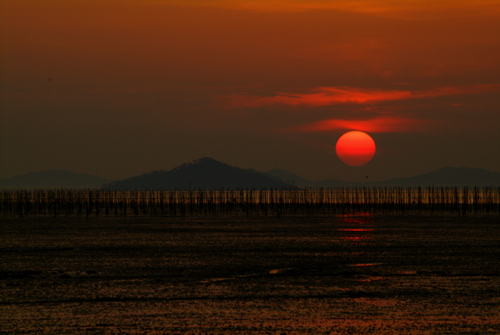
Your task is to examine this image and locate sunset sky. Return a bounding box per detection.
[1,0,499,182]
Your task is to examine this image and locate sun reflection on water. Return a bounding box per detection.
[337,212,374,245]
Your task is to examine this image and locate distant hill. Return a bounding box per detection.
[266,167,500,188]
[0,170,111,189]
[4,164,497,191]
[103,157,297,190]
[265,169,312,187]
[373,167,500,187]
[266,169,358,188]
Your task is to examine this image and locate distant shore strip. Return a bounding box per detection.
[1,187,499,217]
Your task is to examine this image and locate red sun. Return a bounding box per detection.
[336,131,376,166]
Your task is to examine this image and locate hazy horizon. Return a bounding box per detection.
[2,1,499,182]
[2,159,500,186]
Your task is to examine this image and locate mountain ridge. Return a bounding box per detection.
[102,157,297,190]
[265,166,500,188]
[2,160,499,190]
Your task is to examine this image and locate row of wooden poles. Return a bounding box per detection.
[1,187,499,218]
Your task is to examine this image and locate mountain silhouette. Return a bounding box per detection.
[374,167,500,187]
[102,157,296,190]
[266,166,500,188]
[3,163,497,191]
[0,170,111,189]
[265,169,357,188]
[265,169,313,187]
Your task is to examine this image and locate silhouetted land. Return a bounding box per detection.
[267,166,500,188]
[3,158,499,190]
[102,158,296,190]
[1,215,499,334]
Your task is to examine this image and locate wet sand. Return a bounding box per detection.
[1,215,499,334]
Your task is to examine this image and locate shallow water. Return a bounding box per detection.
[1,215,499,334]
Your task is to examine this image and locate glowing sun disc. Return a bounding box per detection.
[336,131,376,166]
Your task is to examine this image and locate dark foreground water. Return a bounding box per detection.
[1,215,499,334]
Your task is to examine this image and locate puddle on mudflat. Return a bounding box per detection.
[336,212,374,225]
[350,263,382,267]
[340,235,372,243]
[359,276,387,282]
[337,212,375,245]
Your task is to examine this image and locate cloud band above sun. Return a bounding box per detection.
[166,0,500,17]
[288,116,433,134]
[220,84,500,108]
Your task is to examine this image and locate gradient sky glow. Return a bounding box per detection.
[1,0,499,182]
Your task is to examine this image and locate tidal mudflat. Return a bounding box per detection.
[1,215,499,334]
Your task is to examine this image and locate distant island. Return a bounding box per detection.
[102,157,296,190]
[1,158,499,190]
[266,166,500,188]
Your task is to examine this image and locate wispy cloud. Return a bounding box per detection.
[221,84,500,108]
[180,0,500,18]
[288,116,433,133]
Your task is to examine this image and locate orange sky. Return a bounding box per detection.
[1,0,499,181]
